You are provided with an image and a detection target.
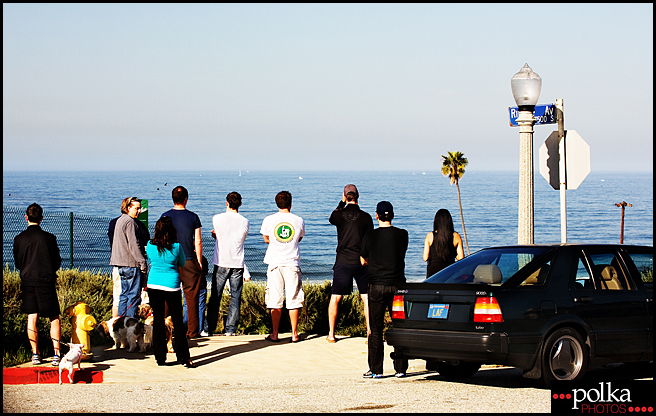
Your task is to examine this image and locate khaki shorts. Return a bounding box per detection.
[265,265,304,309]
[112,266,121,310]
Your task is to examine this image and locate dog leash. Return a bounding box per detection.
[26,327,69,347]
[116,288,146,319]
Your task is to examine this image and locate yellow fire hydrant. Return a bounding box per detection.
[64,302,97,361]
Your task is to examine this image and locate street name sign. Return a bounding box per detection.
[508,104,557,127]
[538,130,590,190]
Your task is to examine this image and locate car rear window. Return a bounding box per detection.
[625,250,654,284]
[424,247,551,285]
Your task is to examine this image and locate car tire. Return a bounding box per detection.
[393,358,409,374]
[435,361,481,379]
[541,327,588,388]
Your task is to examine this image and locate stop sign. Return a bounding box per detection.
[538,130,590,190]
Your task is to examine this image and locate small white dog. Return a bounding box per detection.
[97,316,147,352]
[59,343,84,384]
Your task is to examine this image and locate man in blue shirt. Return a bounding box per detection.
[161,186,203,339]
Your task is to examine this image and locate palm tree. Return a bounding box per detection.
[441,151,470,255]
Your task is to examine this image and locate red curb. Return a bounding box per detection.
[3,368,103,384]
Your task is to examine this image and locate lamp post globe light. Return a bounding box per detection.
[511,63,542,245]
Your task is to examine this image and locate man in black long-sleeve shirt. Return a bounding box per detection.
[360,201,408,378]
[326,184,373,343]
[13,203,62,366]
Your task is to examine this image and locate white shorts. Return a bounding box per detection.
[112,266,121,309]
[265,265,304,310]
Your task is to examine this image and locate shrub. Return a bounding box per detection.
[3,266,113,368]
[5,267,391,367]
[208,279,391,337]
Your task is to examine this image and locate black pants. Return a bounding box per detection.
[367,283,397,374]
[149,288,190,364]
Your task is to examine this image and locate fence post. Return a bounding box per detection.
[69,212,74,269]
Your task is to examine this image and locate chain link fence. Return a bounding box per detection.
[3,205,332,282]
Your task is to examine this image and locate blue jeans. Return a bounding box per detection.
[183,275,209,333]
[117,267,143,318]
[207,266,244,334]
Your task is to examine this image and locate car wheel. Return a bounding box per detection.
[393,358,409,374]
[541,328,588,387]
[436,361,481,379]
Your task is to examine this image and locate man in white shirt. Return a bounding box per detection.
[207,192,250,336]
[260,191,305,343]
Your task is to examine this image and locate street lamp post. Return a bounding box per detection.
[511,64,542,245]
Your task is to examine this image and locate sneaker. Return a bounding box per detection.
[32,354,42,365]
[395,372,406,378]
[363,370,382,379]
[225,332,236,336]
[51,355,61,366]
[200,331,209,337]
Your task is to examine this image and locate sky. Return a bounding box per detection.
[3,3,653,172]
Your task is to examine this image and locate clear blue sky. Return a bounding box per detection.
[3,3,653,172]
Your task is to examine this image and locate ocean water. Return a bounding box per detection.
[3,170,653,281]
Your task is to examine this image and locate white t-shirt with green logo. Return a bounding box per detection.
[260,211,305,266]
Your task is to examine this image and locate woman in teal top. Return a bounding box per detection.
[146,216,194,368]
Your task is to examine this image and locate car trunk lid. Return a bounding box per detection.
[393,283,501,332]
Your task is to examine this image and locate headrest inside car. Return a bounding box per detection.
[601,266,618,281]
[473,264,502,284]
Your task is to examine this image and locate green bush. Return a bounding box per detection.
[208,279,388,337]
[4,267,390,367]
[3,266,113,368]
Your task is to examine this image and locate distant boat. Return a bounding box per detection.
[299,176,303,180]
[239,170,241,177]
[422,172,426,175]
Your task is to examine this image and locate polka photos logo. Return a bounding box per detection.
[552,381,654,414]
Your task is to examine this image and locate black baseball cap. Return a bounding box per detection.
[376,201,393,216]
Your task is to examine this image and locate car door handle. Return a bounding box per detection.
[575,296,594,303]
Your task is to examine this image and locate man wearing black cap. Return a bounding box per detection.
[326,184,373,343]
[360,201,408,379]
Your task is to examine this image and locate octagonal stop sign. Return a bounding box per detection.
[538,130,590,190]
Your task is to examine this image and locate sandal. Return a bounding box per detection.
[265,335,280,343]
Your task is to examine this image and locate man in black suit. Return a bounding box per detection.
[13,203,62,366]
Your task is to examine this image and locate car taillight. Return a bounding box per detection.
[391,295,405,320]
[473,296,503,323]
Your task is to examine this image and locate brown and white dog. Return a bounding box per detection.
[137,303,174,353]
[59,343,84,384]
[97,316,147,353]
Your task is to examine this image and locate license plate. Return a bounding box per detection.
[427,303,450,319]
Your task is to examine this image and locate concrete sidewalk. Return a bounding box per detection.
[4,334,559,413]
[11,333,409,384]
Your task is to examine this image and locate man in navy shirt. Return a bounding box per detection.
[161,186,203,339]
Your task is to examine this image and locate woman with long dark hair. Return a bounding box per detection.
[423,209,464,278]
[146,216,195,368]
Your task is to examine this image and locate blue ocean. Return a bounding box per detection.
[3,170,653,282]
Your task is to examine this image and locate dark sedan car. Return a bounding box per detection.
[385,244,653,387]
